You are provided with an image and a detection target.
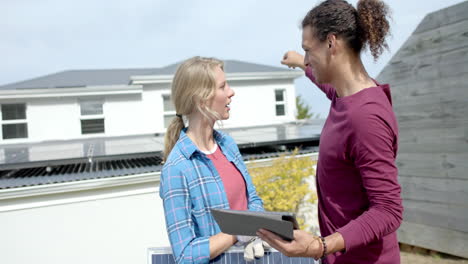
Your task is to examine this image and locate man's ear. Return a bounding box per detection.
[327,34,337,49]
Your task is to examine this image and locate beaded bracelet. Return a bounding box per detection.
[319,236,327,259]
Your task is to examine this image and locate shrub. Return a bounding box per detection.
[248,149,317,229]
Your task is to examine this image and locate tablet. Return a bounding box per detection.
[211,209,299,241]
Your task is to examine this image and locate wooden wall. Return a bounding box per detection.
[377,1,468,258]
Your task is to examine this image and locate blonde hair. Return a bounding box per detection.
[163,56,224,161]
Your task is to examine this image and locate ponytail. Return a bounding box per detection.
[163,115,185,162]
[357,0,391,60]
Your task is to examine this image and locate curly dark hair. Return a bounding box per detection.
[301,0,390,61]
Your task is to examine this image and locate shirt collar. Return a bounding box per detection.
[177,128,228,159]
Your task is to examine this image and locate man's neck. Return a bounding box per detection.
[331,56,376,98]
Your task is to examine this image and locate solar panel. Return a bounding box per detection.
[0,134,165,169]
[0,119,324,169]
[224,121,323,148]
[148,246,320,264]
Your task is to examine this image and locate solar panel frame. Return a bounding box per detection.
[148,246,320,264]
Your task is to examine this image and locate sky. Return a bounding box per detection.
[1,0,466,118]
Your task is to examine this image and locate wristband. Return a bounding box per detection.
[319,236,327,259]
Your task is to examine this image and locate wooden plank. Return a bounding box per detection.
[394,104,468,129]
[399,21,468,60]
[379,46,468,86]
[390,76,468,107]
[413,1,468,34]
[398,221,468,258]
[399,175,468,205]
[397,153,468,180]
[399,123,468,153]
[402,199,468,233]
[398,138,468,155]
[396,106,468,124]
[395,118,467,131]
[395,104,468,123]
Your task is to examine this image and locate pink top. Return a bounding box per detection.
[206,144,248,210]
[306,67,403,264]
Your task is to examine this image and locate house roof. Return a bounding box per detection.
[0,120,324,189]
[0,60,297,90]
[0,156,163,189]
[0,146,321,190]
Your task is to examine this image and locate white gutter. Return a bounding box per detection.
[131,71,304,84]
[0,171,160,201]
[0,85,143,100]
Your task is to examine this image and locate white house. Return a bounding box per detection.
[0,60,302,144]
[0,60,322,264]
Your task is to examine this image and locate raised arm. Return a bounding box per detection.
[281,51,335,100]
[281,50,307,71]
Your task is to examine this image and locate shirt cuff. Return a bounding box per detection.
[336,219,363,253]
[197,237,210,263]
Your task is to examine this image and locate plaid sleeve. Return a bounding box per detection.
[160,163,210,264]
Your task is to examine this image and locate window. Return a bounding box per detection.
[1,103,28,139]
[275,89,286,116]
[80,100,105,134]
[162,94,176,128]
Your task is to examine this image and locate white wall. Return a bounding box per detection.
[0,177,169,264]
[105,94,147,137]
[27,97,81,141]
[221,79,296,128]
[141,84,171,134]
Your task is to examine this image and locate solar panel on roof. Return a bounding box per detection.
[0,134,165,169]
[0,121,323,170]
[148,247,320,264]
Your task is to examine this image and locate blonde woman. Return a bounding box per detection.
[159,56,266,263]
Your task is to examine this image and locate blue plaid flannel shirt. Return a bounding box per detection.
[159,128,264,264]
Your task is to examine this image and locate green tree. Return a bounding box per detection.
[296,95,313,120]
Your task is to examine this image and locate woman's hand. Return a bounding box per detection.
[281,51,306,70]
[209,232,237,259]
[257,229,322,259]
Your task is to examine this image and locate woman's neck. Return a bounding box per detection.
[330,55,376,98]
[186,114,216,153]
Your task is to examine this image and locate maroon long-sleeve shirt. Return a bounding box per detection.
[306,67,403,264]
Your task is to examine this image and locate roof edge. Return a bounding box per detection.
[131,71,304,84]
[0,171,160,204]
[0,84,143,100]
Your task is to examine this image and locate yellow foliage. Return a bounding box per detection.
[248,149,317,229]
